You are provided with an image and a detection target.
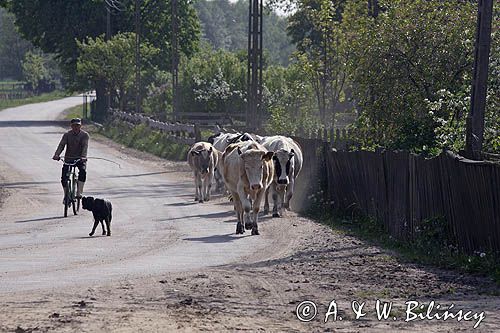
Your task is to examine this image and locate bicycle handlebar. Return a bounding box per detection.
[61,158,82,166]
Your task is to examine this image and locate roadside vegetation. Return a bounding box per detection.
[100,120,189,161]
[0,90,68,111]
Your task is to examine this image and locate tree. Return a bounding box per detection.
[22,50,60,94]
[0,8,32,80]
[77,33,158,112]
[287,0,350,125]
[1,0,200,119]
[179,45,247,116]
[341,0,477,153]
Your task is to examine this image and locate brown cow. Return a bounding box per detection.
[221,141,274,235]
[187,142,219,203]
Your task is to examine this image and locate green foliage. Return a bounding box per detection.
[0,90,68,111]
[194,0,294,66]
[264,63,321,134]
[21,50,60,94]
[101,120,188,161]
[178,45,247,116]
[77,32,159,111]
[343,0,478,153]
[284,0,352,126]
[0,8,32,80]
[1,0,200,88]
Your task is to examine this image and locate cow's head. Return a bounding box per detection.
[273,148,295,186]
[238,147,273,192]
[191,146,213,175]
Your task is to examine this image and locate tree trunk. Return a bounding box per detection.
[93,80,107,123]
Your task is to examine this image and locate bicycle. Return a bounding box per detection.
[61,158,81,217]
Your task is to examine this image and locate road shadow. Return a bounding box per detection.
[183,233,251,243]
[1,180,58,189]
[164,202,198,207]
[15,216,63,223]
[87,183,194,200]
[157,211,235,222]
[71,235,108,239]
[0,120,67,128]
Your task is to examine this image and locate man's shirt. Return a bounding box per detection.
[54,130,90,161]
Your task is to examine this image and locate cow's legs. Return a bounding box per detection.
[194,172,200,202]
[278,187,286,217]
[239,190,253,230]
[196,173,203,203]
[232,191,245,234]
[100,221,106,235]
[214,169,224,193]
[284,179,295,209]
[263,186,270,215]
[251,189,266,235]
[204,171,213,201]
[269,183,283,218]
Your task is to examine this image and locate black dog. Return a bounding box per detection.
[81,196,113,236]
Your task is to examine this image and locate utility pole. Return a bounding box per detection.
[135,0,141,113]
[466,0,493,160]
[247,0,263,130]
[368,0,379,18]
[172,0,179,120]
[106,4,111,113]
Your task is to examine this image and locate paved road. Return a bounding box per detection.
[0,98,271,293]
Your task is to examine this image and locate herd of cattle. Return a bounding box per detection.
[187,132,303,236]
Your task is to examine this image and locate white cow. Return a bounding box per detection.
[187,141,219,203]
[261,135,303,217]
[221,141,274,235]
[209,132,257,193]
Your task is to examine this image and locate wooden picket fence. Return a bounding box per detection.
[292,135,500,253]
[111,110,200,145]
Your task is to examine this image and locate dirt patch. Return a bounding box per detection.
[1,214,499,332]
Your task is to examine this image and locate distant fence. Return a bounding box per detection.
[293,134,500,253]
[111,110,200,145]
[0,82,30,100]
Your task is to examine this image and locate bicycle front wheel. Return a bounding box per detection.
[71,174,78,215]
[64,183,70,217]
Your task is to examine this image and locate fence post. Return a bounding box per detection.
[194,124,202,142]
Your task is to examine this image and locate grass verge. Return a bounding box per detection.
[99,119,189,161]
[311,209,500,286]
[0,91,70,111]
[61,104,85,120]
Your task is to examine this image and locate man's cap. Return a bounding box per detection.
[70,118,82,125]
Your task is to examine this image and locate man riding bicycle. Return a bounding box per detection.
[52,118,90,202]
